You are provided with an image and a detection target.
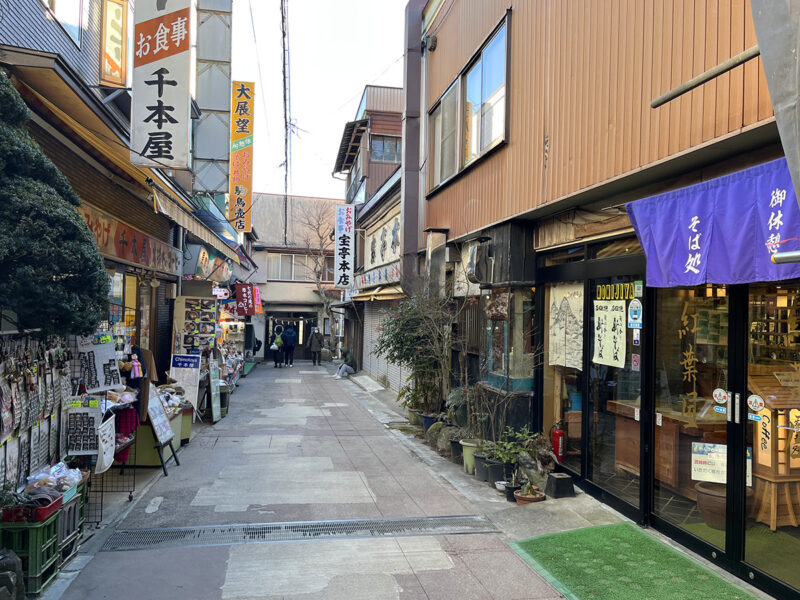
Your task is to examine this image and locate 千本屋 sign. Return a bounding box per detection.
[131,0,192,168]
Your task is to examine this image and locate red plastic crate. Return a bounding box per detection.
[2,495,62,523]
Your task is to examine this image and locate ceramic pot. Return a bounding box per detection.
[695,482,754,530]
[474,453,489,481]
[460,439,478,474]
[514,490,546,505]
[407,410,421,426]
[449,439,463,464]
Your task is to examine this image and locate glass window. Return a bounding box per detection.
[538,246,586,267]
[481,289,535,393]
[464,62,482,165]
[41,0,83,46]
[267,254,281,280]
[480,25,506,150]
[430,82,458,188]
[280,255,293,280]
[325,256,335,282]
[653,285,728,549]
[591,236,644,260]
[371,136,400,163]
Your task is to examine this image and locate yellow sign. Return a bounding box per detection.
[100,0,128,87]
[228,81,255,233]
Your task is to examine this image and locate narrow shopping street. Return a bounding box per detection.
[47,363,580,600]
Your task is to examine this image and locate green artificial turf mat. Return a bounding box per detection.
[683,521,800,591]
[509,522,755,600]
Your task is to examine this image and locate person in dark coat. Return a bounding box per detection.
[309,327,324,365]
[282,324,298,367]
[270,325,284,368]
[333,348,356,379]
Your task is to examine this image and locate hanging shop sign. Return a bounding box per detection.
[234,283,258,316]
[627,158,800,287]
[100,0,128,87]
[354,260,400,289]
[228,81,255,232]
[184,244,232,282]
[78,203,181,275]
[131,0,192,168]
[334,204,355,288]
[253,285,263,314]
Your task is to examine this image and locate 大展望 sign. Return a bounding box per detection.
[228,81,255,233]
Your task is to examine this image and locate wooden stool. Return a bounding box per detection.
[751,475,800,531]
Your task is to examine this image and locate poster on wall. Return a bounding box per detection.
[95,416,116,475]
[69,334,123,393]
[548,282,584,370]
[592,301,627,368]
[169,355,201,411]
[692,442,753,486]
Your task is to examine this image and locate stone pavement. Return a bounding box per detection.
[42,361,768,600]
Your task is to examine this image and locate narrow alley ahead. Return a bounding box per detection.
[51,363,574,600]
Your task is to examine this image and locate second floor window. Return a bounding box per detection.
[266,254,335,282]
[431,82,458,187]
[371,136,401,163]
[41,0,83,47]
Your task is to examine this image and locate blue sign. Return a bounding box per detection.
[748,413,763,422]
[713,406,727,414]
[627,158,800,287]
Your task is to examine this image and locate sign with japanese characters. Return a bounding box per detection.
[592,301,626,368]
[234,283,257,316]
[227,81,255,232]
[100,0,127,87]
[69,334,122,394]
[354,260,400,289]
[131,0,192,168]
[169,354,200,410]
[78,203,181,275]
[628,158,800,286]
[334,204,355,288]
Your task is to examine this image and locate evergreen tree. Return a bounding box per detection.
[0,72,108,336]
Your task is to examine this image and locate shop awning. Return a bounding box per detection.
[626,158,800,287]
[350,285,406,302]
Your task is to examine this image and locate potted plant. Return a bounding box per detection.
[473,440,493,482]
[514,480,546,505]
[503,469,523,502]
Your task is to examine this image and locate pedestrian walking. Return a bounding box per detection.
[270,325,284,368]
[282,323,298,367]
[333,348,356,379]
[309,327,324,365]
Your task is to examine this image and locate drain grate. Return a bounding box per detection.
[101,515,497,552]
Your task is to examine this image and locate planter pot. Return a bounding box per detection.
[486,460,505,485]
[460,439,478,475]
[449,439,463,464]
[494,480,506,491]
[695,482,754,530]
[419,412,438,433]
[504,484,521,502]
[407,410,421,426]
[514,490,546,505]
[474,453,489,482]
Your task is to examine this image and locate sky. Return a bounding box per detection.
[231,0,409,200]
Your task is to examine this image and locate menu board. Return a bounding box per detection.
[170,355,201,410]
[67,406,102,456]
[592,300,626,368]
[147,389,174,447]
[174,297,218,356]
[209,359,221,423]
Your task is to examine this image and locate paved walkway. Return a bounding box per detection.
[43,361,768,600]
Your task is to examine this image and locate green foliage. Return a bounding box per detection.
[0,73,108,336]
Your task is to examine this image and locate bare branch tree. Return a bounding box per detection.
[294,199,337,336]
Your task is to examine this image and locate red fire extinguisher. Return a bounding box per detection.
[551,422,565,463]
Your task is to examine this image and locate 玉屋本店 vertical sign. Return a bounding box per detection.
[100,0,127,87]
[228,81,255,233]
[334,204,355,288]
[131,0,192,168]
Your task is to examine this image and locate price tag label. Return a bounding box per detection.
[88,400,99,408]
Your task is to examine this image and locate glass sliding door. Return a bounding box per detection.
[652,285,729,549]
[587,276,643,507]
[744,283,800,592]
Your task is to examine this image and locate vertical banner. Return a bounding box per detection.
[131,0,192,168]
[334,204,355,288]
[228,81,255,233]
[100,0,128,87]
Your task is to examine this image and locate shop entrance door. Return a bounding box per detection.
[587,276,644,509]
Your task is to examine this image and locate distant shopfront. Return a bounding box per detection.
[537,158,800,599]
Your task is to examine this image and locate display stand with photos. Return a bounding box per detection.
[174,297,219,356]
[146,388,180,476]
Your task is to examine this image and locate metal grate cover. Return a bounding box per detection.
[101,515,497,552]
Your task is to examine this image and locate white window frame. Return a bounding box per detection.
[40,0,84,47]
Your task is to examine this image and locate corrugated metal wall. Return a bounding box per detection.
[424,0,774,240]
[365,86,404,114]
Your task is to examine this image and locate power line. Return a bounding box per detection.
[247,0,271,139]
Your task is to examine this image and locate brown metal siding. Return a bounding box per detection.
[366,163,401,200]
[364,86,404,113]
[423,0,775,240]
[369,112,403,136]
